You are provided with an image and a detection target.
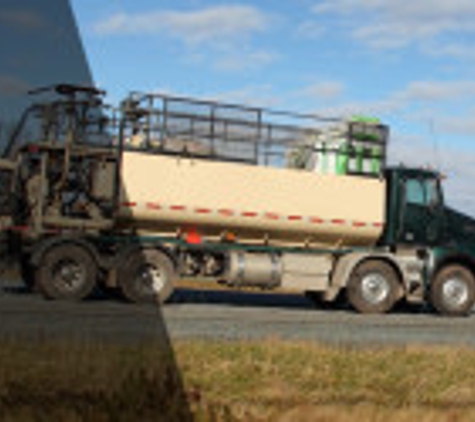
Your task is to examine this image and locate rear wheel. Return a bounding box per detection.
[37,243,98,301]
[430,265,475,317]
[347,260,400,314]
[118,248,176,304]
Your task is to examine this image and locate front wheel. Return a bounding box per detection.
[347,260,401,314]
[430,265,475,317]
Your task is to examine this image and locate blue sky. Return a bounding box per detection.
[71,0,475,213]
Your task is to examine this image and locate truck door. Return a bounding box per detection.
[399,176,443,245]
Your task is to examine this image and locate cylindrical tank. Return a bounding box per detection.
[118,152,386,248]
[226,252,281,288]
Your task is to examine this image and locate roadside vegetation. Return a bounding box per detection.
[1,338,475,421]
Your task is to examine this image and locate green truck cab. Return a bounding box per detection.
[380,167,475,316]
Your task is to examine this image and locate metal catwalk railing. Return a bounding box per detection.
[119,92,389,176]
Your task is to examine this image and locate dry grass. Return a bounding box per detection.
[0,340,191,422]
[1,338,475,421]
[176,339,475,421]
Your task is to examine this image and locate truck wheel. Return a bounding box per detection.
[430,265,475,317]
[118,249,176,304]
[37,243,98,301]
[347,260,400,314]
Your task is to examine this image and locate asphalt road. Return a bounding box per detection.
[0,277,168,344]
[166,289,475,347]
[1,276,475,347]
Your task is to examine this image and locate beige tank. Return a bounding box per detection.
[117,151,385,248]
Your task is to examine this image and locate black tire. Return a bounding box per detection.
[430,265,475,317]
[118,248,176,304]
[37,243,98,301]
[347,260,400,314]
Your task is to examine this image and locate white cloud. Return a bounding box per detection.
[296,20,326,39]
[298,81,344,100]
[316,0,389,14]
[93,5,276,72]
[94,5,269,46]
[315,80,475,118]
[423,43,475,60]
[214,50,279,72]
[315,99,403,119]
[396,81,475,103]
[210,85,282,108]
[312,0,475,50]
[436,113,475,137]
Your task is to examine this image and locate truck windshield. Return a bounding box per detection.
[406,178,439,207]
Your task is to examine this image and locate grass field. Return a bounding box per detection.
[1,339,475,421]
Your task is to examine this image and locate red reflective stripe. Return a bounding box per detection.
[218,209,234,216]
[146,202,161,210]
[170,205,186,211]
[332,219,345,225]
[134,202,384,230]
[288,215,302,221]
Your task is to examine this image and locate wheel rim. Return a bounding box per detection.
[53,259,85,292]
[442,277,469,309]
[361,273,390,305]
[136,264,166,295]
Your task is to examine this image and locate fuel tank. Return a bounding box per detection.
[117,152,385,247]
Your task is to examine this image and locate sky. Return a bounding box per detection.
[71,0,475,214]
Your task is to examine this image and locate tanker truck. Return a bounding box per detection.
[0,84,474,316]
